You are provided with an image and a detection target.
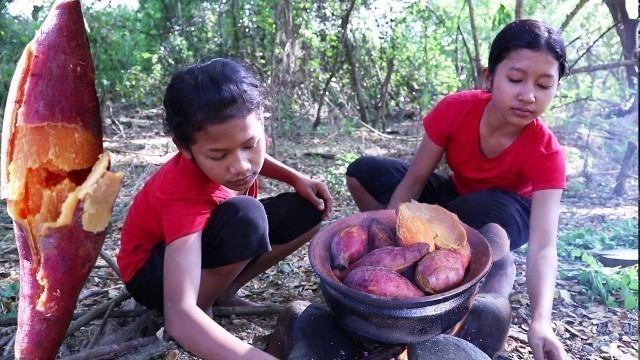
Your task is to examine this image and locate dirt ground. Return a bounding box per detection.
[0,109,637,359]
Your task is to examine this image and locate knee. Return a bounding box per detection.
[346,175,361,191]
[216,196,267,231]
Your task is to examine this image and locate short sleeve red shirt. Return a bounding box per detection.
[423,90,566,198]
[117,153,258,282]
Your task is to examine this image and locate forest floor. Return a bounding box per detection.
[0,108,637,360]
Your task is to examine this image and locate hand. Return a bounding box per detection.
[528,318,569,360]
[293,176,333,220]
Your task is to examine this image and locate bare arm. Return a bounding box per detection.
[259,154,333,219]
[387,134,445,209]
[526,189,568,360]
[163,232,277,360]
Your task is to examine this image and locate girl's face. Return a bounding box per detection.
[179,113,266,192]
[484,49,559,126]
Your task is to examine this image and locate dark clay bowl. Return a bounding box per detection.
[308,209,492,344]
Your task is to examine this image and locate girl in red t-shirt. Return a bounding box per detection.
[118,58,333,359]
[347,20,568,360]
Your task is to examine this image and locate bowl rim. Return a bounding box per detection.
[309,209,492,306]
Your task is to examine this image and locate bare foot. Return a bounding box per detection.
[214,294,265,307]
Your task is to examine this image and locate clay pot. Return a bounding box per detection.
[308,209,492,344]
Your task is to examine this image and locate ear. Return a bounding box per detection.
[482,68,492,91]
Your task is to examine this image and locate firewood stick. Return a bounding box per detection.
[118,340,173,360]
[59,336,160,360]
[0,304,286,329]
[99,248,121,279]
[66,291,131,338]
[95,309,158,346]
[85,299,118,349]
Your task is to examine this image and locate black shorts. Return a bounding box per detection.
[125,193,323,310]
[346,155,531,250]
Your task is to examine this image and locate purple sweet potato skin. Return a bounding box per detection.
[368,218,396,249]
[351,242,430,273]
[450,241,471,268]
[343,265,425,299]
[414,249,465,295]
[330,225,369,269]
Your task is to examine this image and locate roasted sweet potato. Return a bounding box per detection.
[1,1,123,358]
[350,242,430,274]
[450,240,471,268]
[330,224,368,269]
[414,249,466,295]
[396,201,435,249]
[367,218,396,249]
[343,265,425,299]
[396,201,467,250]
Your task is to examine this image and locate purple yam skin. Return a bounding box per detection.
[343,265,425,299]
[350,242,430,273]
[368,218,397,249]
[415,250,465,294]
[330,225,369,269]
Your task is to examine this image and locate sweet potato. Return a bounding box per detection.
[1,1,123,358]
[414,249,466,295]
[396,201,435,249]
[343,266,425,299]
[330,224,368,269]
[350,242,430,273]
[367,218,396,249]
[450,240,471,268]
[396,201,467,250]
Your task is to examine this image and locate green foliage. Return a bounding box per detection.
[558,220,638,310]
[0,0,635,140]
[0,282,19,318]
[560,254,638,311]
[557,219,638,258]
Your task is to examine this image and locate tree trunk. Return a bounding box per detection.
[612,141,638,197]
[313,0,358,129]
[603,0,638,89]
[466,0,483,89]
[345,35,370,125]
[373,57,395,131]
[515,0,524,20]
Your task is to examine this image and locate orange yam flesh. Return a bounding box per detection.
[1,1,124,359]
[396,201,467,250]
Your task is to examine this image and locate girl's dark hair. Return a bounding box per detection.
[162,58,265,148]
[487,19,569,79]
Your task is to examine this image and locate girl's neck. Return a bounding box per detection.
[479,101,525,158]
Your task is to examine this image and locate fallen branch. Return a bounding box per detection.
[99,249,121,279]
[2,333,16,357]
[78,288,111,302]
[211,304,286,317]
[120,339,173,360]
[0,308,151,328]
[59,336,160,360]
[66,291,132,337]
[358,120,420,140]
[85,298,119,349]
[95,309,159,346]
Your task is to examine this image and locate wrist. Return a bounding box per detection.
[530,313,552,326]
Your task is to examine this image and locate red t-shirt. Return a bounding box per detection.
[117,153,259,282]
[423,90,566,198]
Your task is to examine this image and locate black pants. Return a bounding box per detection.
[346,155,531,250]
[125,193,323,310]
